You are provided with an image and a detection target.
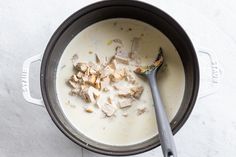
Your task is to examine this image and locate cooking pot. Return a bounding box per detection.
[21,0,221,156]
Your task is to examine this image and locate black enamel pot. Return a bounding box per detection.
[34,0,199,156]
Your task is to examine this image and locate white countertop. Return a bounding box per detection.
[1,0,236,157]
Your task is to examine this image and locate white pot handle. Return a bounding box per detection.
[197,47,222,99]
[22,54,44,107]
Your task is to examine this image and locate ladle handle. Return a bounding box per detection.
[147,70,177,157]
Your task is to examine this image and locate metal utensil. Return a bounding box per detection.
[134,48,177,157]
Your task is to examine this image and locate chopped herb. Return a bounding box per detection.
[107,40,113,45]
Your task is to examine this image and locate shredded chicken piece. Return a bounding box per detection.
[100,65,114,78]
[125,72,136,84]
[87,86,100,103]
[114,55,129,64]
[96,101,102,109]
[107,96,112,104]
[70,88,80,96]
[87,75,97,85]
[89,68,97,75]
[85,67,90,76]
[118,91,131,98]
[100,76,110,90]
[96,97,106,109]
[67,41,147,117]
[68,80,80,89]
[117,68,126,77]
[76,63,88,72]
[137,105,146,115]
[109,59,117,70]
[76,72,84,79]
[130,86,144,99]
[71,74,79,82]
[112,85,119,90]
[119,99,133,108]
[94,78,101,89]
[82,75,89,82]
[110,72,123,82]
[101,103,116,117]
[80,88,90,102]
[91,87,100,100]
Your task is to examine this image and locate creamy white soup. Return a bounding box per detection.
[56,18,185,146]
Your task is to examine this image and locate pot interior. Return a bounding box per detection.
[41,0,199,156]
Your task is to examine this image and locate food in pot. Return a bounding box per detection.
[67,46,146,116]
[56,18,185,145]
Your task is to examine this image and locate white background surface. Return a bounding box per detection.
[1,0,236,157]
